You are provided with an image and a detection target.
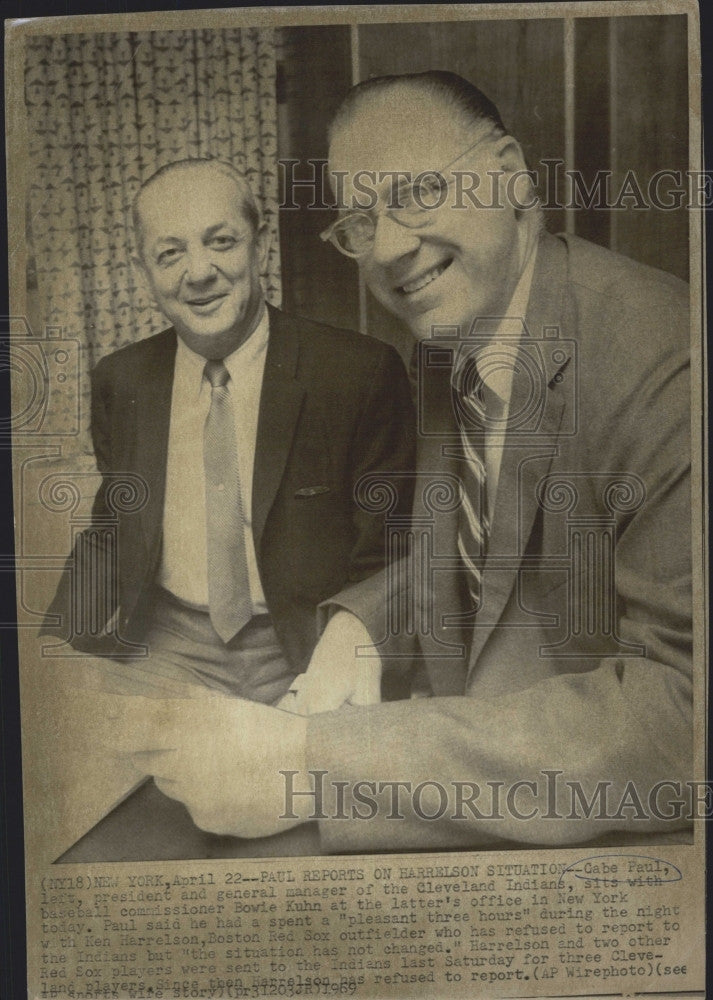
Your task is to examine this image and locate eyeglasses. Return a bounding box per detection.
[319,132,496,258]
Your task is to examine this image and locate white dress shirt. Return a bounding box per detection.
[475,245,538,519]
[158,308,269,612]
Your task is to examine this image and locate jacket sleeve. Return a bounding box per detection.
[41,357,118,646]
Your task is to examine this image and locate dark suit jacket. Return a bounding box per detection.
[309,232,693,852]
[43,305,415,673]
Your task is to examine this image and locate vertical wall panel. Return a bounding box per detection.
[574,18,612,250]
[610,15,688,280]
[277,26,360,331]
[563,17,576,235]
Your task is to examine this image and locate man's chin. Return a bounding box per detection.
[175,324,242,359]
[407,311,475,343]
[397,291,480,341]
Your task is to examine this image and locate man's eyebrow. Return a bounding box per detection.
[149,221,240,244]
[151,235,184,248]
[203,221,239,237]
[339,172,414,215]
[383,172,420,207]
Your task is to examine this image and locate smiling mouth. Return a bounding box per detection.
[185,294,227,309]
[397,259,453,295]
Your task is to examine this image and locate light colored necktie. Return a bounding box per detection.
[203,359,253,643]
[456,360,491,614]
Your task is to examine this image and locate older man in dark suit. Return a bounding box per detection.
[43,158,414,704]
[123,74,693,850]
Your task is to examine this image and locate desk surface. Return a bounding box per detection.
[56,779,323,863]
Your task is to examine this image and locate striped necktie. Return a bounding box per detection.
[203,359,253,643]
[455,358,491,614]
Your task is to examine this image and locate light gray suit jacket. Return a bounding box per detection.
[308,231,693,853]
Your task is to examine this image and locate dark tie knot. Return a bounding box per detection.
[204,359,230,389]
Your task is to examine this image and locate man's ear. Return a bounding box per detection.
[492,134,528,172]
[255,222,271,271]
[491,135,537,213]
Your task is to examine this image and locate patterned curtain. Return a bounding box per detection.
[25,28,281,446]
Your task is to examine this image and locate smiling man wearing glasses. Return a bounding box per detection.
[127,73,693,852]
[319,99,537,344]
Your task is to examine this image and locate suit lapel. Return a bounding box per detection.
[465,232,575,676]
[133,329,176,562]
[252,306,306,548]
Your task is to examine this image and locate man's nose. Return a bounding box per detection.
[184,246,216,284]
[369,212,421,266]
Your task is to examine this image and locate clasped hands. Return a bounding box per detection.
[276,609,382,715]
[99,611,380,838]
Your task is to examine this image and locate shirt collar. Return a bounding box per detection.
[451,242,538,410]
[174,303,270,397]
[480,242,538,405]
[224,304,269,385]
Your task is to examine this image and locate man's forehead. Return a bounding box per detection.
[137,167,244,223]
[329,93,472,175]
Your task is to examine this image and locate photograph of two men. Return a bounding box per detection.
[7,4,703,872]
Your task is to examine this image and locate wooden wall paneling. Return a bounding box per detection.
[573,17,612,251]
[610,15,688,280]
[277,26,361,331]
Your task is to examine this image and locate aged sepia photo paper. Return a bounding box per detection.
[4,2,706,998]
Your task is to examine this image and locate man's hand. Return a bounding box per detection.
[100,692,312,838]
[278,610,382,715]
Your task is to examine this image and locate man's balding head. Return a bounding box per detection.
[328,70,508,149]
